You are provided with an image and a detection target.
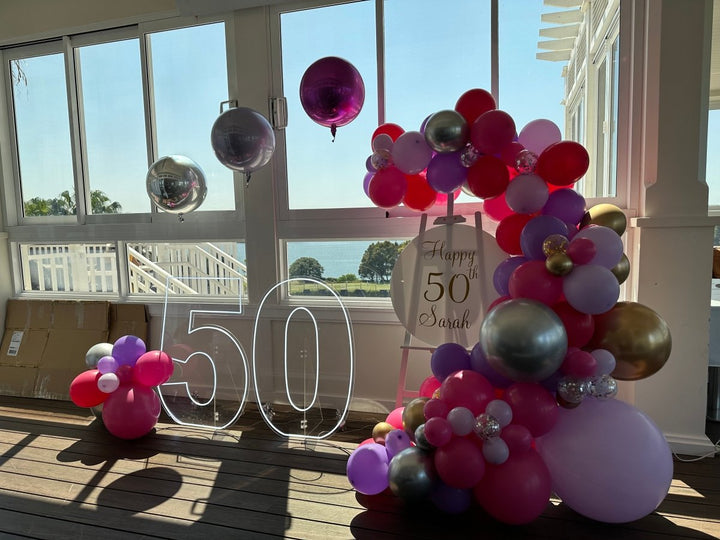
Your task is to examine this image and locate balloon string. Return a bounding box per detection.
[331,123,337,142]
[178,213,184,223]
[245,172,251,186]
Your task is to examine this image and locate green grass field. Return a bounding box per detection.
[289,280,391,297]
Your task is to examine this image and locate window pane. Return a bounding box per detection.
[19,243,117,292]
[499,0,564,133]
[607,36,619,197]
[77,39,149,214]
[384,0,491,129]
[286,239,408,298]
[708,109,720,206]
[281,2,378,209]
[11,55,75,217]
[595,57,607,197]
[149,23,233,212]
[126,241,246,298]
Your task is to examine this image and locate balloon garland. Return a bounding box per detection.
[349,88,674,524]
[70,335,174,440]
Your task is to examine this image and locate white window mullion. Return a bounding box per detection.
[138,30,158,186]
[63,36,88,224]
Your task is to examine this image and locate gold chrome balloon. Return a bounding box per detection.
[588,301,671,380]
[611,253,631,284]
[372,421,395,444]
[580,203,627,236]
[546,252,574,276]
[402,397,429,436]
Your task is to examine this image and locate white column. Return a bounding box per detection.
[624,0,716,455]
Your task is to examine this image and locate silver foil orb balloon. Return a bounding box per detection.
[424,109,469,153]
[211,107,275,175]
[479,298,568,382]
[146,155,207,214]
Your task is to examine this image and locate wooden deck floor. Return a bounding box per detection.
[0,396,717,539]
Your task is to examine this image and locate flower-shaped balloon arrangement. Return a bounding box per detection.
[350,88,674,526]
[70,335,174,440]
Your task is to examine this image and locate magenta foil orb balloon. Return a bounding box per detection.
[299,56,365,136]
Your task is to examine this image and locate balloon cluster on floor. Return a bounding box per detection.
[69,335,174,440]
[348,88,674,525]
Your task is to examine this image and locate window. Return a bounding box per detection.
[708,109,720,208]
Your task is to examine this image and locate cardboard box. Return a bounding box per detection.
[0,366,39,397]
[0,300,53,367]
[109,303,149,344]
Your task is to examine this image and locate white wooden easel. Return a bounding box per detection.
[394,199,490,408]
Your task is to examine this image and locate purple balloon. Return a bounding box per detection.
[536,398,673,523]
[470,341,513,388]
[431,342,471,382]
[505,174,549,214]
[211,107,276,174]
[542,188,587,225]
[299,56,365,129]
[520,215,569,260]
[97,355,119,375]
[346,443,390,495]
[363,171,374,197]
[563,264,620,315]
[426,151,467,193]
[574,225,624,269]
[365,155,377,173]
[493,256,528,296]
[112,335,146,367]
[431,482,473,514]
[591,349,616,375]
[384,429,412,458]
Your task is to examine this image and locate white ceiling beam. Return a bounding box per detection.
[536,50,572,62]
[538,37,577,51]
[539,23,581,39]
[541,9,584,25]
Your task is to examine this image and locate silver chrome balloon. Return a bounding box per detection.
[388,447,435,502]
[85,342,114,369]
[424,109,469,153]
[480,298,567,382]
[146,155,207,214]
[211,106,275,174]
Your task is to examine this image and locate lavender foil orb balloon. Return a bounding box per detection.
[211,107,276,175]
[299,56,365,137]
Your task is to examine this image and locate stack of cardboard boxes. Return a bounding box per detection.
[0,300,148,400]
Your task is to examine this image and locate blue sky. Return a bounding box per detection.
[11,1,720,213]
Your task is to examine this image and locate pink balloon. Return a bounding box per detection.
[69,369,108,408]
[440,370,494,416]
[561,349,598,378]
[434,437,486,489]
[385,407,404,429]
[501,424,533,454]
[133,350,174,387]
[473,449,551,524]
[368,166,407,209]
[101,385,161,439]
[483,192,513,222]
[391,131,433,174]
[505,174,549,214]
[508,260,563,306]
[423,398,449,420]
[299,56,364,129]
[419,375,441,398]
[518,119,562,155]
[504,382,559,437]
[566,236,596,264]
[423,417,453,447]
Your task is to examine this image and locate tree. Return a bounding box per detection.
[289,256,324,279]
[358,241,407,283]
[24,189,122,216]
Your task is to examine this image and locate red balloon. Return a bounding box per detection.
[102,385,161,439]
[439,370,494,416]
[471,110,516,156]
[466,155,510,199]
[483,193,513,222]
[434,436,486,489]
[500,141,526,168]
[418,375,441,398]
[488,295,511,312]
[385,407,404,429]
[566,237,597,264]
[455,88,496,125]
[403,173,437,211]
[505,382,559,437]
[368,166,407,208]
[495,213,533,255]
[501,424,533,454]
[508,260,563,306]
[133,350,174,387]
[69,369,108,408]
[434,189,460,207]
[552,301,595,348]
[372,122,404,143]
[474,449,552,524]
[536,140,590,186]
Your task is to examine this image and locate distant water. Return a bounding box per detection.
[235,239,406,279]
